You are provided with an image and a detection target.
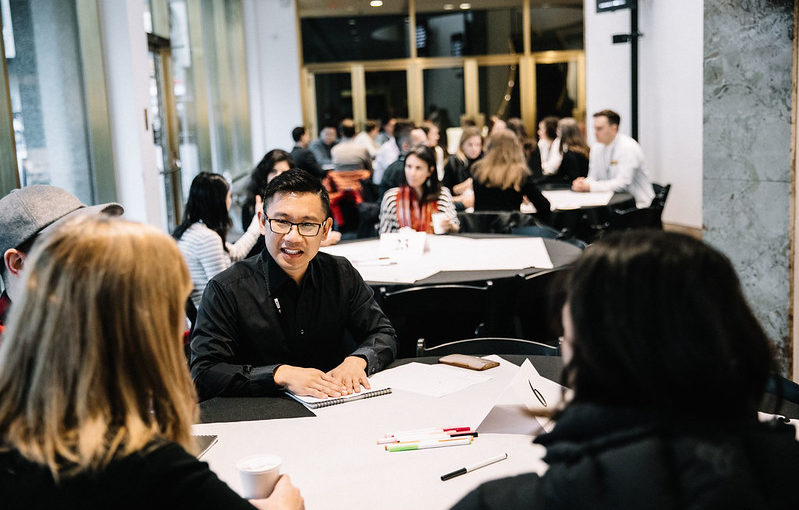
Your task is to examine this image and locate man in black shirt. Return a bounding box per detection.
[190,169,397,401]
[289,126,324,179]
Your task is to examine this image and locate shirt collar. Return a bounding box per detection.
[262,247,319,295]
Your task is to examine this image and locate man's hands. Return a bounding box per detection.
[571,177,591,192]
[328,356,370,395]
[274,365,347,398]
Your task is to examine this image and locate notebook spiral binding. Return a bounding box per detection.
[314,387,392,408]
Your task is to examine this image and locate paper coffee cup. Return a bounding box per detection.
[236,454,282,499]
[431,212,447,234]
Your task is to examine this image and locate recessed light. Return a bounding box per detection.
[370,0,383,6]
[459,3,471,9]
[443,3,455,9]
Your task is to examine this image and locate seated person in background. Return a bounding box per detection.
[0,216,303,510]
[530,116,561,179]
[191,169,396,401]
[174,173,262,308]
[442,126,483,210]
[309,125,337,169]
[505,118,534,166]
[353,119,380,159]
[379,145,459,234]
[572,109,654,208]
[290,126,324,179]
[471,129,551,223]
[452,231,799,510]
[422,120,446,180]
[242,149,294,229]
[331,118,372,172]
[377,125,429,198]
[0,185,122,330]
[539,117,589,185]
[373,119,414,184]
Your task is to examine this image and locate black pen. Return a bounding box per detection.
[441,453,508,481]
[528,380,547,407]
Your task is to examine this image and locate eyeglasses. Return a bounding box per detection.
[265,218,323,237]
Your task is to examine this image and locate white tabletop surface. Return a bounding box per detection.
[193,356,551,509]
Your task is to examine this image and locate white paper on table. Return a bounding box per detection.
[508,359,569,433]
[541,189,614,211]
[369,362,493,398]
[321,239,441,283]
[442,237,553,270]
[758,412,799,440]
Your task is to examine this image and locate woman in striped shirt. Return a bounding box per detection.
[379,145,459,234]
[173,173,261,307]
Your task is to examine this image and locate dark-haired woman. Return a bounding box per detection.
[173,172,261,307]
[540,117,589,185]
[241,149,294,228]
[452,230,799,510]
[379,145,459,234]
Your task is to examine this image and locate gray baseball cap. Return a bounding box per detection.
[0,185,124,255]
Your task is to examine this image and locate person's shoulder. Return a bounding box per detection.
[208,254,262,288]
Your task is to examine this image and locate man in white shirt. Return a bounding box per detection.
[572,110,654,208]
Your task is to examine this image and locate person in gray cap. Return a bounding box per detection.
[0,185,123,329]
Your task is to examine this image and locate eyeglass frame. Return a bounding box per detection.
[264,217,326,237]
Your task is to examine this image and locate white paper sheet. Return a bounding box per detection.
[541,189,614,211]
[369,362,493,398]
[441,237,553,270]
[508,359,568,433]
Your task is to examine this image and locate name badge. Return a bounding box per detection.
[610,160,618,165]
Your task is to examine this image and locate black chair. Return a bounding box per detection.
[184,297,198,360]
[606,207,658,232]
[380,283,495,358]
[457,211,541,234]
[650,183,671,229]
[766,374,799,405]
[513,268,570,344]
[511,225,587,250]
[417,337,559,357]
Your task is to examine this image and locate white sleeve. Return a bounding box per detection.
[541,138,563,175]
[225,214,262,261]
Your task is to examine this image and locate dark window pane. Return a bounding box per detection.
[535,62,578,122]
[416,7,523,57]
[365,71,408,123]
[424,68,463,150]
[301,15,409,63]
[479,64,521,121]
[315,73,352,129]
[530,7,584,51]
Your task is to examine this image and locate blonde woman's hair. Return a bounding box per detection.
[472,128,531,191]
[0,216,197,478]
[455,126,483,163]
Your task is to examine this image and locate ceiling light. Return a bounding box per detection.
[459,3,471,10]
[443,3,455,9]
[370,0,383,6]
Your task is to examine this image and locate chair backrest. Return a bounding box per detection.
[513,268,569,344]
[511,225,560,239]
[607,207,658,231]
[457,211,540,234]
[418,336,559,357]
[650,183,671,229]
[380,283,493,358]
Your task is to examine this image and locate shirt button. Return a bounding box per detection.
[300,329,304,335]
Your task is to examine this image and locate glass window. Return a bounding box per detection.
[536,61,579,122]
[301,15,409,63]
[365,70,408,123]
[479,63,521,122]
[3,0,94,203]
[423,67,463,150]
[416,2,523,57]
[315,73,352,130]
[530,6,584,51]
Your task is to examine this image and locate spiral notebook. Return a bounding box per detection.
[286,386,392,409]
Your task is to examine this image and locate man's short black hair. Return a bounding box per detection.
[291,126,306,142]
[594,109,621,127]
[262,168,331,219]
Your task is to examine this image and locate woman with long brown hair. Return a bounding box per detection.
[471,129,550,222]
[541,117,589,185]
[0,216,303,509]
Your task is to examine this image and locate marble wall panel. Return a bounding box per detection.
[703,0,793,373]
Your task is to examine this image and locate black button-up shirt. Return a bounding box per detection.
[190,249,397,400]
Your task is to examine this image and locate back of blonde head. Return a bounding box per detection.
[0,216,196,478]
[472,128,530,191]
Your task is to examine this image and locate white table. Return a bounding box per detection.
[194,356,551,509]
